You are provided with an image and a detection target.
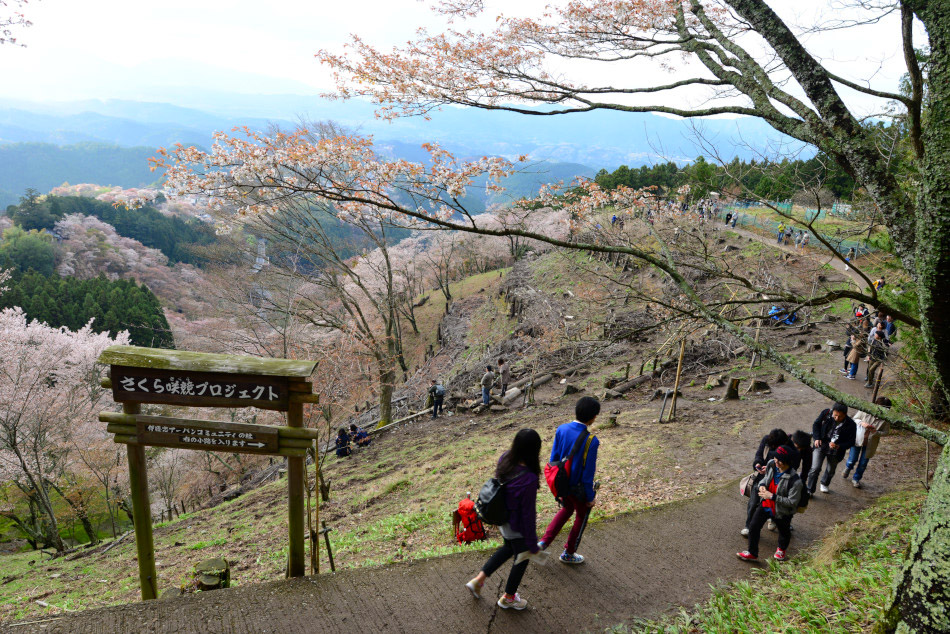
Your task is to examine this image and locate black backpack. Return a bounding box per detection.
[475,478,508,525]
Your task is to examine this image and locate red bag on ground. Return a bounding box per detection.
[453,498,487,543]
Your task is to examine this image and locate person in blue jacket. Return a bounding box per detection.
[538,396,600,564]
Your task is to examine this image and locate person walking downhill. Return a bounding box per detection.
[429,379,446,418]
[807,402,857,494]
[481,365,495,406]
[737,445,804,562]
[843,397,892,488]
[498,358,512,401]
[465,429,543,610]
[539,397,600,565]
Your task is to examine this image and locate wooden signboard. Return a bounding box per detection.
[111,366,290,411]
[97,345,320,601]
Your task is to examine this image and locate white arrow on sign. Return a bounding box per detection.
[247,442,265,448]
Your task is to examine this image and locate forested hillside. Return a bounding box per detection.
[595,154,857,201]
[0,143,160,208]
[6,194,215,265]
[0,271,172,347]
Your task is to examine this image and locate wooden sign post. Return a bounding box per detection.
[97,346,319,600]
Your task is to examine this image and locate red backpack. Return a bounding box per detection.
[453,498,487,544]
[544,430,593,500]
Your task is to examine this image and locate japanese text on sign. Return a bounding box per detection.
[118,377,280,401]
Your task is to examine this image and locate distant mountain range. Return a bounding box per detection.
[0,93,803,209]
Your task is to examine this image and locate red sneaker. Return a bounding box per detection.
[774,548,787,561]
[736,551,757,562]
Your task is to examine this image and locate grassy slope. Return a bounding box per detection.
[618,488,926,634]
[0,235,922,624]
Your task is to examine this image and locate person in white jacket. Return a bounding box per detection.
[843,397,892,488]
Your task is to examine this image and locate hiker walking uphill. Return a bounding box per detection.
[843,397,892,489]
[465,429,543,610]
[865,329,889,388]
[807,402,857,494]
[539,396,601,564]
[481,365,495,406]
[737,445,804,562]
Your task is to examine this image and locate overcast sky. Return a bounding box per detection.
[0,0,922,117]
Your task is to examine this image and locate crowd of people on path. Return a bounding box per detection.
[464,396,601,610]
[840,305,896,388]
[736,398,891,562]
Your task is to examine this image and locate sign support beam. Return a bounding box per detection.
[125,401,158,600]
[286,400,307,578]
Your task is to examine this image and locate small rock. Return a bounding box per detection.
[562,383,581,396]
[489,405,507,413]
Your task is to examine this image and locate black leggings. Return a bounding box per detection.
[481,537,530,595]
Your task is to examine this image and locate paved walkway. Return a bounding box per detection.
[12,479,887,633]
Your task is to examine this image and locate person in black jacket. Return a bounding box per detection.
[753,429,789,473]
[807,402,857,494]
[790,430,813,480]
[740,428,789,536]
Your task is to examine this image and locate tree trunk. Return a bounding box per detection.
[908,1,950,408]
[376,363,396,429]
[879,441,950,633]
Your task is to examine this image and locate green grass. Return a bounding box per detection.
[612,488,925,633]
[187,538,228,550]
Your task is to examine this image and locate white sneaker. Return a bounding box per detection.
[497,593,528,610]
[559,551,585,565]
[852,480,862,489]
[820,484,830,493]
[767,519,776,532]
[465,579,483,599]
[740,527,749,536]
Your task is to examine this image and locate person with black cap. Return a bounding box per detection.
[807,402,857,494]
[737,445,804,562]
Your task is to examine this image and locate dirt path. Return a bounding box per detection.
[728,224,871,292]
[10,472,900,634]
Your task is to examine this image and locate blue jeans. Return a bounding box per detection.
[846,445,871,482]
[849,361,860,378]
[482,387,490,405]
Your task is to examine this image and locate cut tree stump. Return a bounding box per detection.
[724,379,741,400]
[705,376,724,389]
[776,374,786,383]
[562,383,581,396]
[650,388,682,401]
[194,557,230,591]
[746,379,771,394]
